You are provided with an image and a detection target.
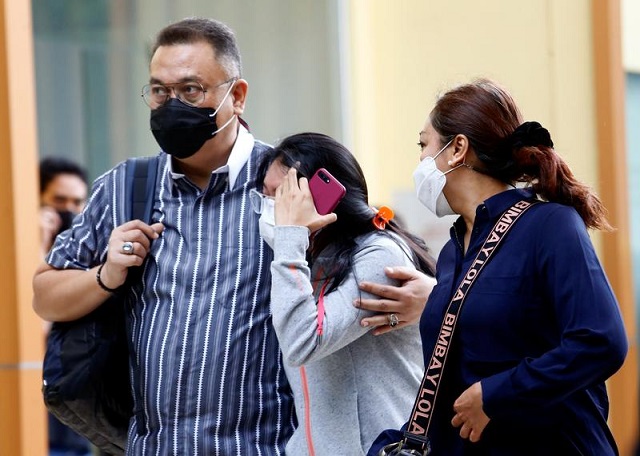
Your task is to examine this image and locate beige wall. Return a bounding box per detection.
[347,0,597,206]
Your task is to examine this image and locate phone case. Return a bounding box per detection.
[308,168,346,215]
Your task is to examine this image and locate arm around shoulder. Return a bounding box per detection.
[356,266,435,334]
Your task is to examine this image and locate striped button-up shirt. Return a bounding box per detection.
[47,128,296,455]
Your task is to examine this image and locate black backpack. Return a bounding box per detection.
[42,156,159,455]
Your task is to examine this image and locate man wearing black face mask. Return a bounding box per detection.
[39,156,88,258]
[34,18,294,455]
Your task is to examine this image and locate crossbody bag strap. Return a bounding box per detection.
[402,198,539,453]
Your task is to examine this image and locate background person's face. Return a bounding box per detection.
[40,173,87,213]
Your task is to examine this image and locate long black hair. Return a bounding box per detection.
[256,132,436,292]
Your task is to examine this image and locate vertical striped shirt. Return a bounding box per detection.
[47,129,296,455]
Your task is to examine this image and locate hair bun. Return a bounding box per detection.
[508,121,554,149]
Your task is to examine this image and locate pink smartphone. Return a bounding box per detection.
[308,168,346,215]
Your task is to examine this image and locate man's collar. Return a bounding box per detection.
[167,124,255,188]
[225,124,255,188]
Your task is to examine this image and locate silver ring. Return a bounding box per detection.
[122,241,134,255]
[388,313,399,328]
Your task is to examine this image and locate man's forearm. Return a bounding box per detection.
[32,262,113,322]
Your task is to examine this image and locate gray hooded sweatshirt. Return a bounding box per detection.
[271,226,424,455]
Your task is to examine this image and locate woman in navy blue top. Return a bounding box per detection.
[370,79,627,455]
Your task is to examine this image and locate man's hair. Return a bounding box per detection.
[39,156,88,194]
[151,17,242,77]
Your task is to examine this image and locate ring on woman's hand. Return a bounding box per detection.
[122,241,134,255]
[388,313,399,328]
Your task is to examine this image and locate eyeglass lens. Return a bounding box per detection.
[249,189,265,214]
[142,81,206,107]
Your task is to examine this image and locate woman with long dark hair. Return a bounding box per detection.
[253,132,437,455]
[370,79,627,455]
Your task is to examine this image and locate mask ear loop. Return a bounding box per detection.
[209,79,238,135]
[437,138,467,176]
[432,138,454,160]
[443,162,464,176]
[211,113,237,135]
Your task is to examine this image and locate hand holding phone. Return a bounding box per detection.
[308,168,346,215]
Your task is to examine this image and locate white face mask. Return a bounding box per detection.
[413,139,460,217]
[258,196,276,249]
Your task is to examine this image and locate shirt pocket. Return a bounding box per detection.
[461,273,553,360]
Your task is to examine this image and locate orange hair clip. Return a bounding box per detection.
[372,206,395,230]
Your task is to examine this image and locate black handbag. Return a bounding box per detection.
[42,156,159,455]
[379,199,538,456]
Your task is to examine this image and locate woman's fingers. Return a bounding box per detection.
[451,382,489,443]
[274,168,336,231]
[355,268,434,334]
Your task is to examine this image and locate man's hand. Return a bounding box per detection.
[451,382,490,443]
[40,206,62,256]
[98,220,164,290]
[33,220,164,322]
[354,266,435,335]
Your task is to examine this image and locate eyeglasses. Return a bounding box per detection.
[249,189,273,214]
[141,77,237,108]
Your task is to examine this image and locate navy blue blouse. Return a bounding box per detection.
[420,188,627,455]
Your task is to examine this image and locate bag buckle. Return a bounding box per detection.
[378,436,431,456]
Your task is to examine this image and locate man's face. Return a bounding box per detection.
[40,173,88,214]
[148,41,242,153]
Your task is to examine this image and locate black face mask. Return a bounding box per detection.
[150,98,220,159]
[56,210,76,235]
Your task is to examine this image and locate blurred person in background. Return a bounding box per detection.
[39,156,92,456]
[39,156,88,257]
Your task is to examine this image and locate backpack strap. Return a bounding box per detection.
[121,156,159,284]
[123,155,160,436]
[125,156,159,223]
